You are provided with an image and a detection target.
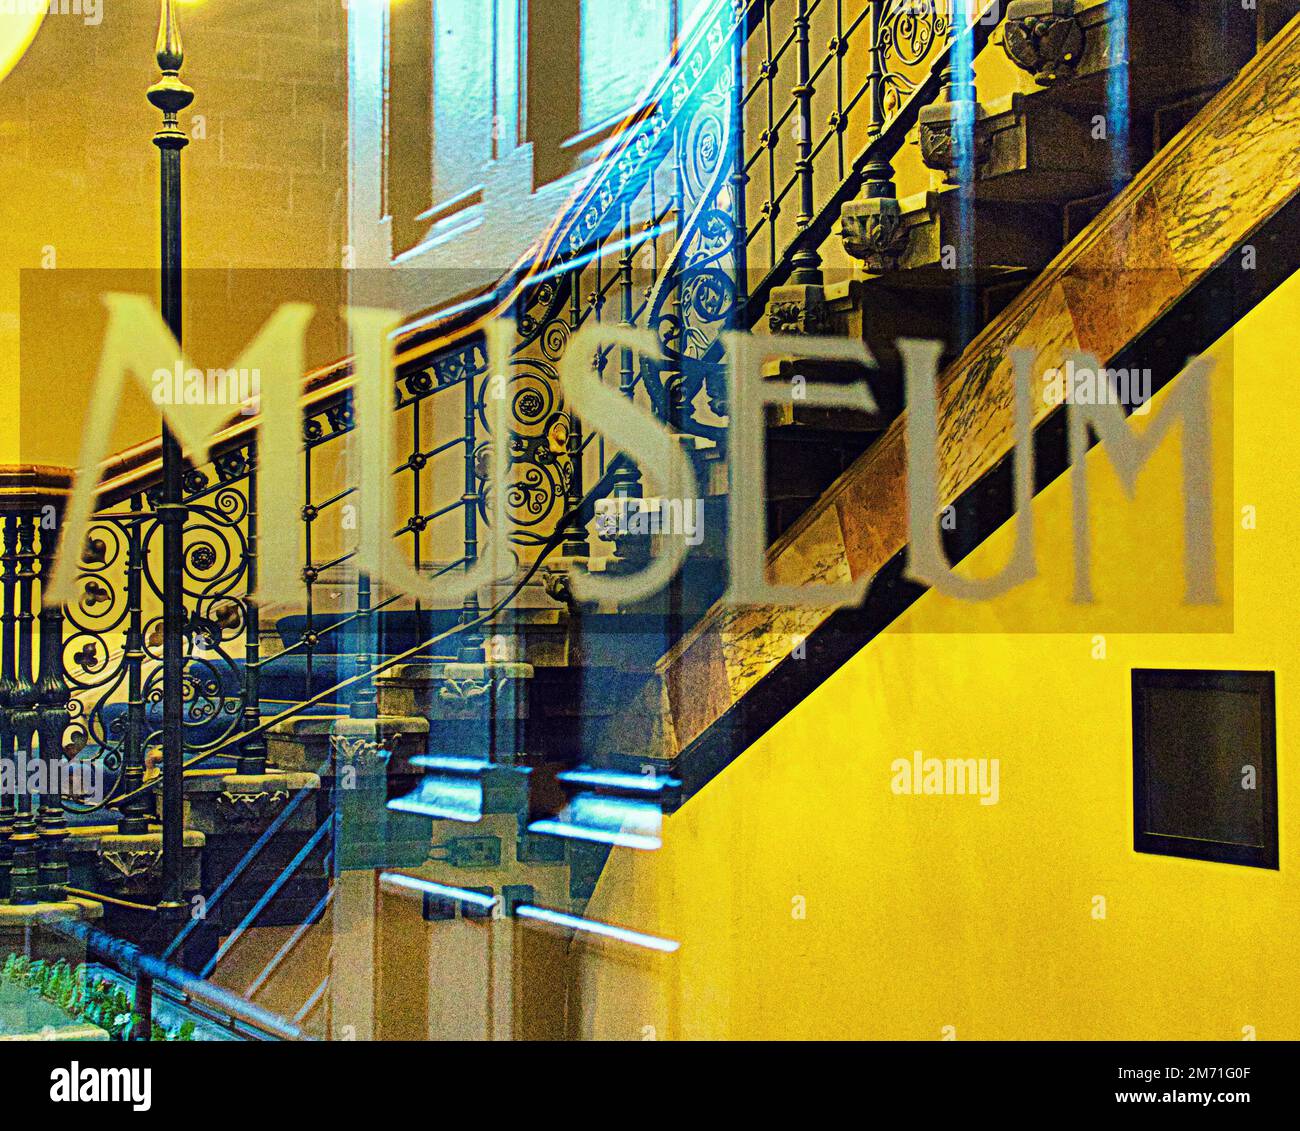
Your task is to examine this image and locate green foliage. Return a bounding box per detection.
[1,951,197,1040]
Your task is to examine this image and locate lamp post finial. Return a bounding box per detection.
[148,0,194,128]
[156,0,183,74]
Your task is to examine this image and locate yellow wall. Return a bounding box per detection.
[0,1,348,466]
[571,267,1298,1041]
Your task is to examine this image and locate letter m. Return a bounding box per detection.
[1068,351,1218,605]
[48,294,313,605]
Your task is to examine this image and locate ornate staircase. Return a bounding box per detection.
[2,0,1298,1038]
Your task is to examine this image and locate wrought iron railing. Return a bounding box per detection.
[0,0,1002,939]
[0,469,73,905]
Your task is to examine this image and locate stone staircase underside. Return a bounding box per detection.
[624,18,1300,788]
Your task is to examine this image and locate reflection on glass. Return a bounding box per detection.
[579,0,673,127]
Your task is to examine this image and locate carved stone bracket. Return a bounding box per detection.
[96,846,163,896]
[839,195,910,274]
[215,788,290,830]
[88,831,205,897]
[766,283,830,336]
[918,99,993,183]
[328,733,393,776]
[437,661,533,713]
[1002,0,1085,86]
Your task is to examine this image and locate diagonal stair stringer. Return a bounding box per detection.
[626,15,1300,796]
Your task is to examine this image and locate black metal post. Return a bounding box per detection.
[35,517,70,900]
[789,0,822,286]
[0,513,17,901]
[610,201,643,506]
[9,513,40,904]
[350,570,377,719]
[940,0,978,107]
[118,494,151,833]
[132,972,154,1041]
[943,0,979,346]
[838,0,908,277]
[865,0,894,192]
[238,452,266,772]
[670,110,687,431]
[148,0,194,924]
[563,259,589,557]
[458,353,484,662]
[729,13,749,327]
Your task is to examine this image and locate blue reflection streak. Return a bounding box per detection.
[514,904,680,952]
[527,817,662,851]
[953,0,977,345]
[380,872,499,910]
[1108,0,1130,191]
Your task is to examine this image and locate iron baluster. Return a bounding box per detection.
[919,0,985,187]
[764,2,778,264]
[302,439,316,694]
[869,0,891,174]
[118,493,151,834]
[564,257,590,556]
[611,201,643,513]
[730,5,751,327]
[459,346,483,662]
[35,516,71,900]
[789,0,822,287]
[237,447,266,774]
[147,0,194,923]
[9,512,40,904]
[0,513,18,900]
[944,0,979,106]
[410,388,423,611]
[594,240,607,476]
[839,0,908,273]
[943,0,981,345]
[834,0,846,180]
[678,114,692,425]
[350,570,376,719]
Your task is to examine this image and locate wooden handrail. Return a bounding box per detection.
[0,464,73,502]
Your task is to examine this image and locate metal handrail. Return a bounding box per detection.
[42,914,309,1041]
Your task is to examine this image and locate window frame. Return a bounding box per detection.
[525,0,681,187]
[1132,667,1279,869]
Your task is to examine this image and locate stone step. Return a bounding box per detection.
[1008,0,1259,119]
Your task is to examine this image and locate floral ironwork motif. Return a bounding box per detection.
[879,0,953,113]
[34,0,1001,847]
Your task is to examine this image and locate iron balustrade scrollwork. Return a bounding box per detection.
[60,457,254,820]
[880,0,953,106]
[0,0,1005,878]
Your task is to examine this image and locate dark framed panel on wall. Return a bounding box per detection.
[1132,668,1278,869]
